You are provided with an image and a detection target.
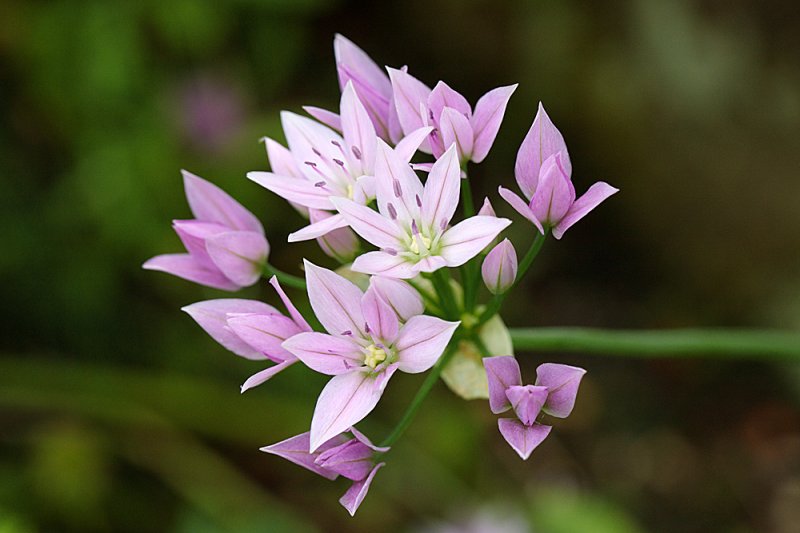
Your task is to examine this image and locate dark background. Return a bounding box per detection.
[1,1,799,531]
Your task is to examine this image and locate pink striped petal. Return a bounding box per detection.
[394,126,434,163]
[263,137,303,179]
[395,315,459,373]
[227,313,301,363]
[260,431,346,480]
[281,111,348,184]
[309,368,395,452]
[351,251,416,279]
[240,360,296,393]
[478,197,496,217]
[369,277,423,322]
[387,67,432,149]
[304,261,366,337]
[268,276,312,331]
[143,254,239,291]
[497,419,551,460]
[470,84,517,163]
[552,182,619,239]
[506,384,548,426]
[341,81,377,176]
[181,299,279,360]
[483,356,523,414]
[288,213,348,242]
[205,231,268,287]
[247,171,333,211]
[439,216,512,267]
[330,197,404,250]
[529,153,575,226]
[282,332,364,375]
[181,171,263,233]
[498,186,544,234]
[309,209,360,262]
[428,81,472,119]
[515,102,572,199]
[373,140,423,223]
[421,144,460,230]
[172,220,227,267]
[339,462,384,516]
[411,255,448,274]
[439,108,474,162]
[303,106,342,132]
[535,363,586,418]
[361,285,399,344]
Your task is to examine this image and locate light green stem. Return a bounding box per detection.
[509,327,800,359]
[262,263,306,290]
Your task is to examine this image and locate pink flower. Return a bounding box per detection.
[182,277,311,392]
[282,262,459,451]
[261,427,387,516]
[143,171,269,290]
[484,356,585,460]
[332,142,511,278]
[499,103,619,239]
[389,68,517,163]
[482,239,518,295]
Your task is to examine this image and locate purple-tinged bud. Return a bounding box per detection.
[514,102,572,200]
[528,153,575,227]
[481,239,518,295]
[505,384,548,426]
[309,209,359,263]
[535,363,586,418]
[478,197,496,217]
[315,427,389,481]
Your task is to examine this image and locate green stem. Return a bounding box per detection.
[262,263,306,290]
[477,231,547,326]
[408,279,443,316]
[430,269,460,320]
[509,327,800,359]
[460,177,475,217]
[380,337,461,447]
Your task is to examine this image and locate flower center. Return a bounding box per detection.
[364,344,387,369]
[408,234,432,255]
[346,184,354,199]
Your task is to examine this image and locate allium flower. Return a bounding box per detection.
[499,103,619,239]
[249,82,429,243]
[182,277,310,392]
[484,356,585,459]
[482,239,518,295]
[389,68,517,163]
[143,171,269,290]
[261,427,388,515]
[282,262,459,451]
[332,142,511,278]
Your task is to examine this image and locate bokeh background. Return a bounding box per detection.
[2,0,799,531]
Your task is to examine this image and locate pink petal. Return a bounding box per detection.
[528,153,575,227]
[498,186,545,234]
[439,216,512,268]
[478,197,496,217]
[387,67,432,150]
[439,107,474,162]
[341,81,377,176]
[330,197,404,250]
[172,220,227,267]
[309,368,393,452]
[303,106,342,132]
[351,251,417,279]
[428,81,472,120]
[143,254,239,291]
[421,144,460,230]
[373,139,424,223]
[304,260,366,337]
[308,209,360,262]
[470,84,517,163]
[339,462,385,516]
[260,431,346,481]
[227,313,301,363]
[181,299,279,360]
[350,426,390,453]
[288,213,349,242]
[497,419,551,460]
[263,137,303,179]
[268,276,312,331]
[394,126,434,163]
[535,363,586,418]
[514,102,572,199]
[552,182,619,239]
[281,111,349,184]
[361,285,400,344]
[482,238,518,295]
[505,385,548,426]
[282,332,364,375]
[411,254,448,274]
[369,277,423,322]
[483,356,522,414]
[205,231,269,287]
[240,360,296,393]
[181,170,264,234]
[394,316,459,374]
[247,171,334,211]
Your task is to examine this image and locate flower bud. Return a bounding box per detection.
[310,209,359,263]
[481,239,517,295]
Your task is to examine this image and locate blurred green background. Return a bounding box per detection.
[2,0,799,531]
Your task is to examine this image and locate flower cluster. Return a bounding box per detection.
[144,34,618,515]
